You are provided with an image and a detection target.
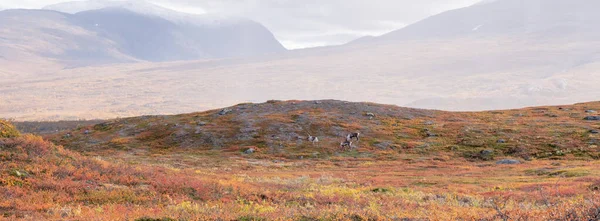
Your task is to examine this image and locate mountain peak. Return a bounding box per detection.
[359,0,600,43]
[43,0,250,26]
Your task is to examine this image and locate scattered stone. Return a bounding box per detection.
[481,149,493,155]
[375,141,392,150]
[64,133,72,138]
[497,139,506,144]
[479,149,494,160]
[590,130,599,134]
[314,101,322,104]
[84,130,90,135]
[586,110,597,113]
[197,121,207,126]
[244,148,255,154]
[584,116,600,121]
[496,159,521,165]
[424,121,435,125]
[426,131,438,137]
[218,108,232,115]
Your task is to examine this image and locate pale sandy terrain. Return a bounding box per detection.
[2,37,600,121]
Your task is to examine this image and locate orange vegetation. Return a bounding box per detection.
[3,100,600,220]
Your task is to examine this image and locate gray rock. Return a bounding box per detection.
[586,110,597,113]
[496,159,521,165]
[584,116,600,121]
[218,108,232,115]
[497,139,506,143]
[197,121,207,126]
[244,148,255,154]
[426,131,438,137]
[424,121,435,125]
[479,150,494,160]
[590,130,600,134]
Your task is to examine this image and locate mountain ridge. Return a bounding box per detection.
[0,2,286,66]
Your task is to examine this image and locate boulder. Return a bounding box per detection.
[584,116,600,121]
[218,108,233,115]
[479,149,494,160]
[497,139,506,144]
[590,130,599,134]
[244,148,255,154]
[496,159,521,165]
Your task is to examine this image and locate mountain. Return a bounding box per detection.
[0,1,285,67]
[3,0,600,120]
[0,9,135,68]
[45,0,287,58]
[364,0,600,43]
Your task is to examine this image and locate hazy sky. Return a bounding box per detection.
[0,0,481,49]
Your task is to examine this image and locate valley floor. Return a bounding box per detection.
[2,143,600,220]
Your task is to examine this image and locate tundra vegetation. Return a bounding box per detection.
[3,100,600,220]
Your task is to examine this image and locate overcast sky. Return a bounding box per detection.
[0,0,482,49]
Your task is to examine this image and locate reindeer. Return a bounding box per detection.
[340,140,352,150]
[346,132,360,142]
[300,126,321,147]
[308,135,319,146]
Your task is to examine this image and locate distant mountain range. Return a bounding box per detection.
[3,0,600,120]
[0,0,285,66]
[359,0,600,43]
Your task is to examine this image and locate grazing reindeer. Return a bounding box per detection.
[308,136,319,146]
[340,140,352,150]
[346,132,360,141]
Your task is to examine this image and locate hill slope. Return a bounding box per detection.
[7,103,600,220]
[47,100,600,161]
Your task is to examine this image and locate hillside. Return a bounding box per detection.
[1,122,264,220]
[45,100,600,161]
[6,101,600,220]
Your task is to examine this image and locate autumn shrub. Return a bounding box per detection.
[0,120,20,138]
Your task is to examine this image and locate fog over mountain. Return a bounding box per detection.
[0,1,285,66]
[2,0,600,120]
[371,0,600,42]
